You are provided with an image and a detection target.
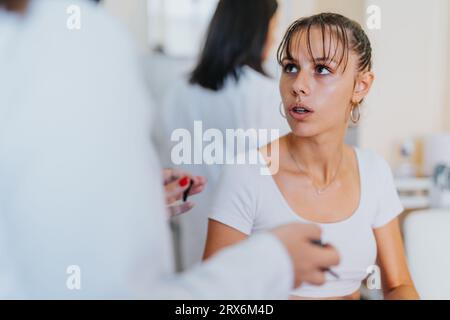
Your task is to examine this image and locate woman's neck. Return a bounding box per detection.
[286,130,347,184]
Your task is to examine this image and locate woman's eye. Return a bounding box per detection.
[316,65,332,75]
[283,63,298,74]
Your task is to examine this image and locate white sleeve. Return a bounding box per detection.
[209,163,258,235]
[372,155,405,229]
[154,233,294,300]
[1,3,294,299]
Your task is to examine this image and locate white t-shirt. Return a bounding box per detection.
[210,147,404,298]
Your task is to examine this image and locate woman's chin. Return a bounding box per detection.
[288,124,318,138]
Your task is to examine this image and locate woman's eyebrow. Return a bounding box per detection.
[314,57,339,65]
[281,57,298,63]
[282,56,340,66]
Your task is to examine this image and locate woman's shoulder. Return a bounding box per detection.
[240,66,278,92]
[221,150,270,178]
[355,147,394,176]
[166,76,197,97]
[212,151,269,213]
[161,76,210,118]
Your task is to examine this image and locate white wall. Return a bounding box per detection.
[102,0,149,54]
[281,0,364,26]
[360,0,449,168]
[445,17,450,132]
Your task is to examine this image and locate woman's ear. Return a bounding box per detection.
[352,71,375,104]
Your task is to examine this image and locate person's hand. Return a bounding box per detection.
[271,223,340,288]
[162,168,207,218]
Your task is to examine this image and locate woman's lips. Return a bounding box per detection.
[288,104,314,121]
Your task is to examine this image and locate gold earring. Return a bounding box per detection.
[350,103,361,124]
[279,102,286,119]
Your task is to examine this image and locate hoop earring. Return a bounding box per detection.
[350,104,361,124]
[279,102,286,119]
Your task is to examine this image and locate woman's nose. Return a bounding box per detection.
[291,71,310,97]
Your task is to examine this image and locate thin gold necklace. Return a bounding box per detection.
[287,135,343,196]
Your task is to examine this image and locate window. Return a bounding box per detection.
[147,0,219,57]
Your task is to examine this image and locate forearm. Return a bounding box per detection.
[384,284,420,300]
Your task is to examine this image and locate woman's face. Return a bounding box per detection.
[279,27,373,138]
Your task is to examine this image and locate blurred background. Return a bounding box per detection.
[100,0,450,169]
[96,0,450,299]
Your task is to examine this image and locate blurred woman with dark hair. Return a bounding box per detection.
[0,0,28,12]
[155,0,289,270]
[189,0,279,91]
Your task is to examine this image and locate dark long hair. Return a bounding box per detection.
[0,0,99,12]
[0,0,28,11]
[190,0,278,91]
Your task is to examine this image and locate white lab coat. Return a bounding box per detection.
[0,0,293,299]
[154,63,291,269]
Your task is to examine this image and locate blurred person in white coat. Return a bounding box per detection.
[154,0,290,269]
[0,0,339,299]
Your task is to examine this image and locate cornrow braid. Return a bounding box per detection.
[349,21,372,72]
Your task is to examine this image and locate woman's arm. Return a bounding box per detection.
[203,219,249,260]
[374,218,420,300]
[203,218,341,290]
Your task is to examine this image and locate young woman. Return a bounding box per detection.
[155,0,290,269]
[204,13,419,300]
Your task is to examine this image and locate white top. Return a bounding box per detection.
[0,0,295,299]
[154,66,290,268]
[210,147,404,298]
